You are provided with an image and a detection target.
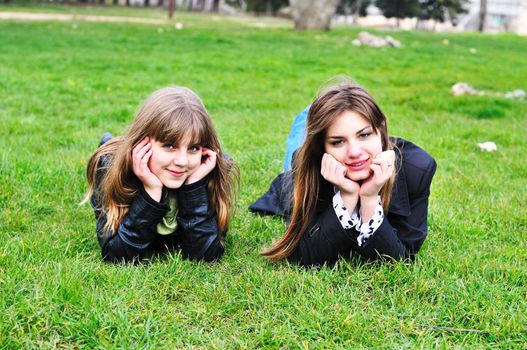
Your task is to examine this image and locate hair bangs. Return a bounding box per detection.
[151,109,208,147]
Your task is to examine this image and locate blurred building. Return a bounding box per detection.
[333,1,526,34]
[458,0,527,34]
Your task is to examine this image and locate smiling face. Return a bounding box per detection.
[148,135,202,189]
[324,110,383,182]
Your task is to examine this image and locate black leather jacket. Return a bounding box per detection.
[91,160,224,264]
[250,138,437,267]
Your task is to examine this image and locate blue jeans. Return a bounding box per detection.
[283,105,310,172]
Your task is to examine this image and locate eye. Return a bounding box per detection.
[359,132,372,140]
[162,143,175,149]
[328,138,345,147]
[189,145,201,152]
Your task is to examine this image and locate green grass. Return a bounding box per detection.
[1,5,526,348]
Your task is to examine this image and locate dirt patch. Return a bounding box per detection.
[0,11,166,25]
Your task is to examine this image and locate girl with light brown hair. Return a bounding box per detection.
[85,86,238,263]
[251,79,436,267]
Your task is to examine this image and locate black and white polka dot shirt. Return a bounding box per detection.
[332,190,384,247]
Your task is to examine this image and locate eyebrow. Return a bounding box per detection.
[327,126,372,139]
[356,126,372,134]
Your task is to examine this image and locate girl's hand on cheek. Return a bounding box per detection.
[132,137,163,199]
[321,153,360,195]
[186,148,217,185]
[359,150,395,198]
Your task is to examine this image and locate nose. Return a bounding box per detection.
[346,142,362,158]
[173,149,188,168]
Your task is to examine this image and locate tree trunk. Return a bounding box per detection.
[351,0,362,23]
[478,0,487,32]
[168,0,175,18]
[212,0,220,12]
[203,0,216,11]
[290,0,339,30]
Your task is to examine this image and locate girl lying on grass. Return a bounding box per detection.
[251,80,437,267]
[85,87,238,263]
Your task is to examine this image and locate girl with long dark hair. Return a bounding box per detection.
[252,80,436,267]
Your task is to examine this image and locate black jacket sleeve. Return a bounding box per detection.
[93,187,168,263]
[357,157,437,261]
[175,179,225,262]
[89,153,168,263]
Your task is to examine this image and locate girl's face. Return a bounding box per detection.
[148,135,203,189]
[324,110,383,182]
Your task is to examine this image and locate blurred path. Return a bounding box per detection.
[0,11,166,24]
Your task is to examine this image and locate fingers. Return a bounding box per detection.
[134,143,151,166]
[132,137,153,177]
[321,154,329,179]
[132,137,150,165]
[365,151,395,196]
[321,153,345,184]
[132,137,149,156]
[321,153,338,182]
[371,158,388,178]
[202,147,216,159]
[185,148,217,184]
[375,150,395,166]
[202,148,217,172]
[372,150,395,178]
[322,153,360,194]
[369,163,382,183]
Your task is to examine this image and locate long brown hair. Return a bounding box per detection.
[84,87,238,238]
[261,80,396,261]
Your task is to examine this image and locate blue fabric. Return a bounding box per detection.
[284,105,310,172]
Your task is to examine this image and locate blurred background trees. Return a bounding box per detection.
[375,0,421,26]
[5,0,471,31]
[418,0,469,25]
[337,0,371,17]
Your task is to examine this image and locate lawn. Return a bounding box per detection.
[0,5,526,348]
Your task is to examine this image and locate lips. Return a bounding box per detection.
[346,159,369,171]
[167,169,186,177]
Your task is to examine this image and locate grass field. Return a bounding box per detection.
[1,4,526,348]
